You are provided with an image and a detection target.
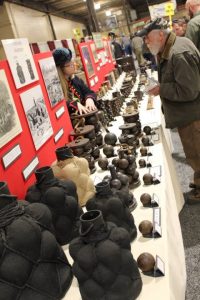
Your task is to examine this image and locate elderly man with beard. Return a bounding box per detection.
[138,18,200,204]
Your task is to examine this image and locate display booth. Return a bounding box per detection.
[78,39,115,92]
[0,50,72,198]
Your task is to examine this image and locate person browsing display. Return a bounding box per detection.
[138,18,200,204]
[53,48,97,115]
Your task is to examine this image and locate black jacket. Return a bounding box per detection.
[67,75,96,114]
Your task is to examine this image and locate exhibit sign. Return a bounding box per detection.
[81,45,95,78]
[90,43,99,63]
[0,69,22,149]
[39,57,64,107]
[20,85,53,150]
[2,38,39,89]
[149,0,176,19]
[92,32,104,50]
[66,39,76,59]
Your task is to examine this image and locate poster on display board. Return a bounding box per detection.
[66,39,76,59]
[2,38,39,89]
[92,32,104,50]
[38,42,50,53]
[81,45,95,78]
[90,43,99,63]
[103,40,110,57]
[107,40,115,61]
[39,57,64,107]
[54,40,63,49]
[149,0,176,19]
[0,69,22,149]
[20,85,53,150]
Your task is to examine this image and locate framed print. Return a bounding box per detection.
[66,38,76,59]
[20,85,53,150]
[2,38,38,89]
[103,40,110,57]
[90,43,99,63]
[39,57,64,107]
[54,40,63,49]
[0,69,22,149]
[81,45,95,78]
[92,32,104,50]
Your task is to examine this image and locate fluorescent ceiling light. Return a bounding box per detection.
[106,10,111,16]
[94,3,101,9]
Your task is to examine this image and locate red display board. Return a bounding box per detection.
[78,40,115,92]
[0,52,73,199]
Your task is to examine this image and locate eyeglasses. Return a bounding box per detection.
[63,62,74,68]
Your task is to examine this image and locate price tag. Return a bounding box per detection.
[153,223,162,237]
[149,165,162,177]
[152,133,159,141]
[153,207,161,226]
[93,176,102,185]
[22,156,39,181]
[151,193,159,207]
[154,255,165,276]
[2,144,22,169]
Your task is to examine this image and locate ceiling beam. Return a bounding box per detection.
[5,0,87,23]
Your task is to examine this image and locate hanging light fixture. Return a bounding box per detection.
[106,10,111,16]
[94,3,101,10]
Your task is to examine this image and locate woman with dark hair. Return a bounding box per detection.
[53,48,97,115]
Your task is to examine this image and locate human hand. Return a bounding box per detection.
[148,85,160,96]
[77,102,90,115]
[85,98,97,112]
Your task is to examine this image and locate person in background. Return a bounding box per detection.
[131,32,145,66]
[108,32,124,59]
[53,48,97,115]
[172,18,189,36]
[138,18,200,204]
[185,0,200,50]
[121,34,132,55]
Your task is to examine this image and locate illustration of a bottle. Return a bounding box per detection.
[16,62,25,84]
[26,59,35,80]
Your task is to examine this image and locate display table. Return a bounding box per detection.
[62,76,186,300]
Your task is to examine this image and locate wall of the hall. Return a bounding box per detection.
[0,2,86,59]
[51,15,86,39]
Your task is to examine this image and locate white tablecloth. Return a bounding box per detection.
[62,77,186,300]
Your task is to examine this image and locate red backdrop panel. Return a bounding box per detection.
[0,52,73,199]
[78,40,115,92]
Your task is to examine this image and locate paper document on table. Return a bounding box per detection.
[144,77,160,94]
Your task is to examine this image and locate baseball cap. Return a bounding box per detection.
[137,18,169,37]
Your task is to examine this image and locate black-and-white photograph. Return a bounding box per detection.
[2,38,39,89]
[20,85,53,150]
[0,69,22,149]
[39,57,64,107]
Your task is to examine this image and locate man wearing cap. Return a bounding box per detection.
[185,0,200,50]
[53,48,97,115]
[138,18,200,204]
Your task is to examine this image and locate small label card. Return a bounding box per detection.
[152,132,160,141]
[153,207,161,226]
[151,193,159,207]
[94,76,98,83]
[90,79,95,87]
[154,255,165,276]
[55,106,65,119]
[22,156,39,181]
[153,222,162,237]
[93,176,102,185]
[97,66,100,71]
[146,155,152,168]
[149,165,162,184]
[2,144,22,169]
[54,128,64,143]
